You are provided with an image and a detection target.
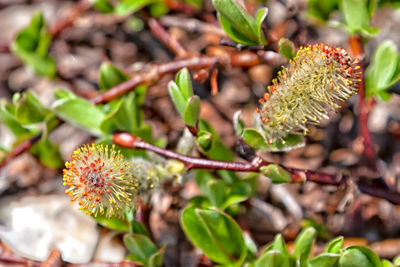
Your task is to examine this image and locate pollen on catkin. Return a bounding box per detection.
[257,43,361,144]
[63,144,139,218]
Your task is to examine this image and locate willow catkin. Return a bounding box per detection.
[63,144,138,218]
[256,43,361,144]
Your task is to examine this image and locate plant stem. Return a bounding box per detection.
[349,35,377,171]
[112,132,400,205]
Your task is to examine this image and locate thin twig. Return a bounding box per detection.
[50,0,92,37]
[112,132,400,205]
[148,18,190,58]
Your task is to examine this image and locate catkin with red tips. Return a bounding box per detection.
[257,43,361,144]
[63,144,138,218]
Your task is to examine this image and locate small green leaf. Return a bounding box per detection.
[52,90,105,136]
[93,0,114,13]
[340,0,375,35]
[183,95,200,127]
[168,81,187,117]
[307,0,338,21]
[242,128,268,150]
[181,207,247,266]
[196,131,213,151]
[278,38,296,60]
[148,247,164,267]
[260,164,291,184]
[293,227,317,262]
[124,233,158,266]
[366,40,400,101]
[255,250,290,267]
[213,0,259,45]
[31,137,62,168]
[339,246,381,267]
[271,234,290,257]
[15,91,50,124]
[93,213,130,232]
[11,12,56,78]
[99,63,129,91]
[175,68,193,100]
[393,255,400,266]
[325,236,344,254]
[0,100,31,137]
[255,8,268,45]
[308,253,340,267]
[115,0,158,15]
[206,179,227,208]
[131,220,149,236]
[382,259,393,267]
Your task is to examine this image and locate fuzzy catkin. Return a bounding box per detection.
[63,144,138,218]
[257,43,361,144]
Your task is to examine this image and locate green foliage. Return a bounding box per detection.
[99,63,129,91]
[124,233,164,267]
[307,0,339,21]
[212,0,267,45]
[11,12,56,78]
[339,0,379,37]
[260,164,291,184]
[278,38,296,60]
[52,89,105,136]
[168,68,200,127]
[181,207,247,266]
[93,0,114,13]
[366,40,400,101]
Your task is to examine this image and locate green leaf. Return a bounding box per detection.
[366,40,400,101]
[206,179,227,208]
[131,220,150,236]
[93,213,130,232]
[175,68,193,100]
[393,255,400,266]
[93,0,114,13]
[124,233,158,266]
[148,247,164,267]
[99,63,129,91]
[340,0,375,35]
[196,131,213,151]
[11,12,56,78]
[308,253,340,267]
[382,259,393,267]
[255,250,290,267]
[325,236,344,254]
[168,81,187,117]
[181,207,247,266]
[271,234,290,257]
[183,95,200,127]
[255,8,268,45]
[15,91,50,124]
[339,246,381,267]
[116,0,158,15]
[213,0,259,45]
[31,137,62,168]
[0,99,31,137]
[294,227,317,262]
[52,90,105,136]
[221,195,248,210]
[307,0,338,21]
[260,164,291,184]
[242,128,268,150]
[278,38,296,60]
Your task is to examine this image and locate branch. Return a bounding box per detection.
[148,18,190,58]
[112,132,400,205]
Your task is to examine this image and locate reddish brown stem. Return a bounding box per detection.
[49,0,92,37]
[112,132,342,184]
[349,35,377,170]
[112,132,400,205]
[148,18,189,58]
